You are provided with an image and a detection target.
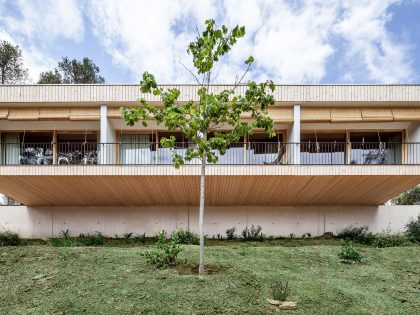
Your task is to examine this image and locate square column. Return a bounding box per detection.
[287,104,301,164]
[100,104,116,164]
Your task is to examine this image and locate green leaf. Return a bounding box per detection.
[245,56,254,65]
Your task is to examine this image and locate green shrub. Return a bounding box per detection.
[50,230,75,247]
[0,230,21,246]
[226,227,237,240]
[271,280,290,301]
[134,233,147,244]
[171,229,199,245]
[394,186,420,205]
[79,232,105,246]
[142,231,183,269]
[337,226,375,245]
[374,233,409,248]
[241,225,265,241]
[338,241,364,264]
[404,214,420,242]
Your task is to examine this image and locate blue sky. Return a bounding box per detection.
[0,0,419,84]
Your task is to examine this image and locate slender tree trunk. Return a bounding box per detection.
[198,153,206,276]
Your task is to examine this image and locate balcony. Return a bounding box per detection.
[1,142,419,165]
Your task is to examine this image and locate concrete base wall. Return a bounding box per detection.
[0,205,419,238]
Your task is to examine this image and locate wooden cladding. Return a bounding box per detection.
[0,108,100,121]
[0,165,419,206]
[302,107,420,123]
[108,107,295,123]
[1,105,419,123]
[1,84,420,103]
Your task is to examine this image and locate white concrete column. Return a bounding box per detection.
[287,104,301,164]
[407,122,420,164]
[100,104,116,164]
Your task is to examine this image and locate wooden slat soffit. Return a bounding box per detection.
[0,108,100,121]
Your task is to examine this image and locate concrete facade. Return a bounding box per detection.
[1,205,418,238]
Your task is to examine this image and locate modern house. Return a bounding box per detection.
[0,84,419,238]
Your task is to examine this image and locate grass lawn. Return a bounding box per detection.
[0,241,419,314]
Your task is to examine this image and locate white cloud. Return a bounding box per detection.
[86,0,217,83]
[335,0,413,83]
[86,0,415,83]
[0,0,416,83]
[0,0,84,82]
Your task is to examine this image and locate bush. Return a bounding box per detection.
[241,225,265,241]
[337,226,375,245]
[394,186,420,205]
[226,227,237,240]
[271,280,290,301]
[338,241,364,264]
[79,232,105,246]
[374,233,409,248]
[404,214,420,242]
[142,231,183,269]
[134,233,147,244]
[0,231,21,246]
[50,230,75,247]
[171,229,199,245]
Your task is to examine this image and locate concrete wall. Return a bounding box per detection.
[1,205,419,238]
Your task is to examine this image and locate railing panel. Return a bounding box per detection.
[0,142,418,165]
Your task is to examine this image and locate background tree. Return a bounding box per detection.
[121,19,275,276]
[0,40,29,84]
[38,57,105,84]
[38,70,62,84]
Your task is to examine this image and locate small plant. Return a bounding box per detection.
[271,280,290,301]
[171,229,199,245]
[288,233,295,239]
[79,232,105,246]
[134,233,147,244]
[302,233,311,238]
[404,214,420,242]
[50,230,75,247]
[337,226,375,245]
[142,231,183,268]
[0,230,21,246]
[241,225,264,241]
[338,241,364,264]
[374,233,409,248]
[123,232,133,239]
[226,227,237,240]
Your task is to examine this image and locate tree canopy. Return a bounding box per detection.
[121,19,276,275]
[122,20,275,168]
[38,57,105,84]
[0,40,29,84]
[394,186,420,205]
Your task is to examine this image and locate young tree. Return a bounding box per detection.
[121,19,276,275]
[0,40,29,84]
[38,57,105,84]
